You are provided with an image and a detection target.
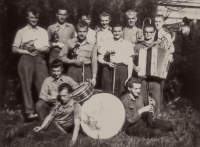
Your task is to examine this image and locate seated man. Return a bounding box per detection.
[13,83,81,146]
[36,60,77,120]
[121,77,173,138]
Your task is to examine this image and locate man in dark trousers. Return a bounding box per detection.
[59,21,97,85]
[12,6,49,119]
[121,77,173,138]
[47,6,76,65]
[13,83,81,147]
[98,23,134,97]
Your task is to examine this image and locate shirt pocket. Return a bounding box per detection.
[83,47,92,59]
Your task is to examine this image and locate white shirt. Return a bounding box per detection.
[12,25,49,49]
[98,38,134,65]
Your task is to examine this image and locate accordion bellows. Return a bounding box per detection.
[138,46,170,79]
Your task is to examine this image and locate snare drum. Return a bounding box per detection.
[72,82,94,103]
[81,93,125,139]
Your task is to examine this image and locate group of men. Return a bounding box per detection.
[12,5,174,146]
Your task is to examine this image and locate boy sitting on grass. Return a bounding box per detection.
[12,83,81,146]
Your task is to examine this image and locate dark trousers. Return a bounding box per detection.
[125,117,173,138]
[49,48,60,64]
[36,99,53,121]
[139,78,163,118]
[67,65,92,83]
[18,55,49,114]
[16,121,71,141]
[102,64,127,98]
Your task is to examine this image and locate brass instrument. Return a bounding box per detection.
[21,39,37,50]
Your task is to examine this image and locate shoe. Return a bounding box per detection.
[27,113,38,119]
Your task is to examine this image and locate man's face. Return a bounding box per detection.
[27,12,39,27]
[52,66,63,80]
[56,10,67,24]
[77,27,88,41]
[80,15,91,26]
[144,27,154,41]
[113,27,123,40]
[127,14,137,27]
[155,17,164,30]
[129,83,141,97]
[59,88,71,104]
[100,16,110,29]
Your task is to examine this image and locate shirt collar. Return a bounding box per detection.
[63,98,74,108]
[51,75,64,82]
[75,37,90,46]
[127,93,136,101]
[113,38,123,42]
[97,26,112,32]
[127,26,136,30]
[55,22,69,29]
[140,40,156,48]
[26,24,39,30]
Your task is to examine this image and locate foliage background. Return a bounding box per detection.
[0,0,199,109]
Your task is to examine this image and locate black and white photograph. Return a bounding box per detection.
[0,0,200,146]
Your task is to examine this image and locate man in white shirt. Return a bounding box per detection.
[12,6,49,119]
[98,24,134,97]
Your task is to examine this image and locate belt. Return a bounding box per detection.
[115,63,126,66]
[71,64,91,68]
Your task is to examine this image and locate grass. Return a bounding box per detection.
[1,98,200,147]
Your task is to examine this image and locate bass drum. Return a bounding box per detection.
[81,93,125,139]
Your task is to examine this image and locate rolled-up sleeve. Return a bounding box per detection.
[12,30,22,47]
[39,78,49,100]
[43,30,50,48]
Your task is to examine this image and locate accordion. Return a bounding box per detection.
[138,46,170,79]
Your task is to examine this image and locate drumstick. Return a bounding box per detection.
[112,64,116,94]
[82,64,85,82]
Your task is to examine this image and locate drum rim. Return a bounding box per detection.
[80,93,126,140]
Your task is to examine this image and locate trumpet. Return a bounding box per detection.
[21,39,37,49]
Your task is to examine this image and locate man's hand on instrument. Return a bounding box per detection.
[107,62,115,68]
[149,98,155,106]
[29,51,40,57]
[134,66,141,72]
[33,126,43,132]
[90,77,96,86]
[73,60,83,66]
[138,105,153,114]
[168,54,174,63]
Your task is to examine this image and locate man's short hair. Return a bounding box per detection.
[76,20,88,31]
[143,24,155,32]
[58,83,73,93]
[155,14,164,20]
[26,6,41,16]
[56,5,68,13]
[125,10,137,19]
[100,12,110,19]
[112,23,123,29]
[126,77,142,88]
[50,60,63,69]
[79,10,90,18]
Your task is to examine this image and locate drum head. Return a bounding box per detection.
[81,93,125,139]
